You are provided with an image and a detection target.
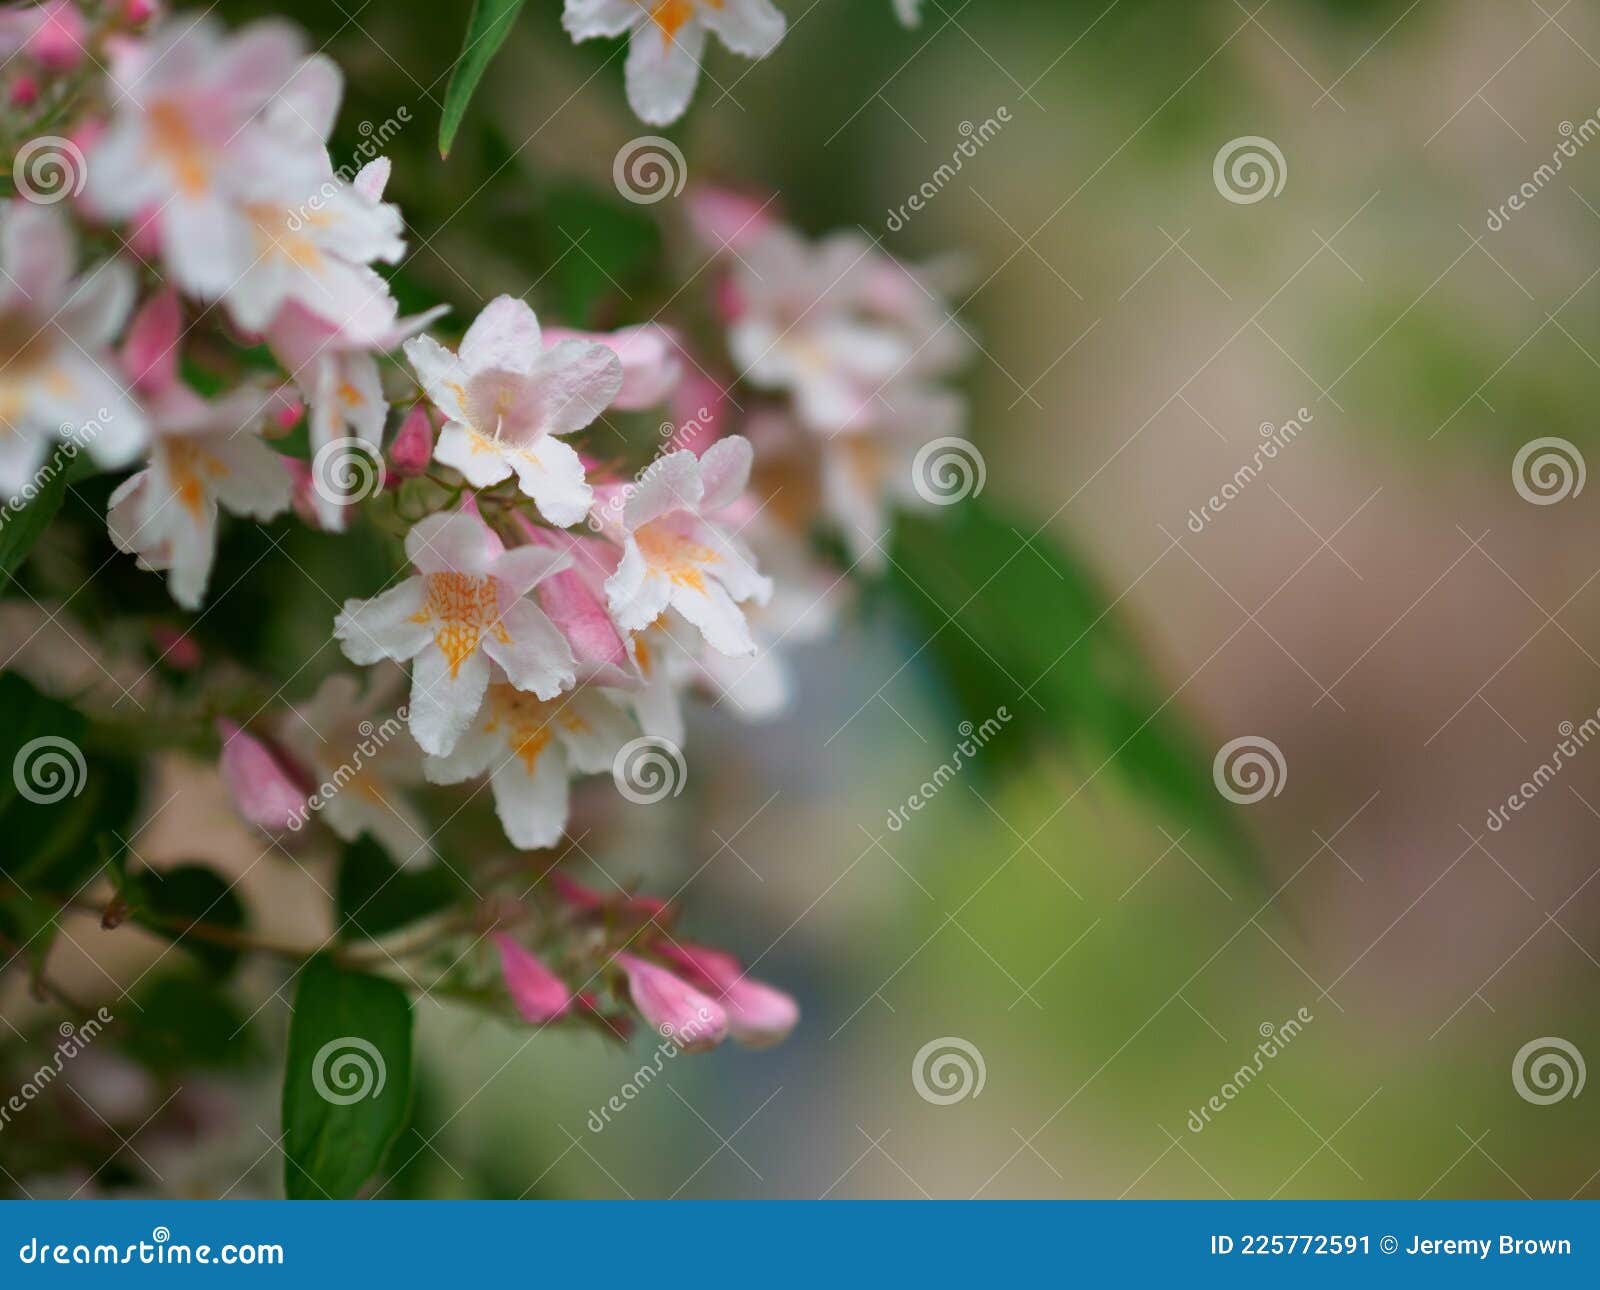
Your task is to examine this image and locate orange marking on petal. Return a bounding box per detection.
[636,521,719,593]
[648,0,696,41]
[415,571,504,678]
[487,683,557,776]
[148,101,211,196]
[337,382,364,406]
[164,438,226,523]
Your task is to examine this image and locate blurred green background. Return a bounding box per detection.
[18,0,1600,1198]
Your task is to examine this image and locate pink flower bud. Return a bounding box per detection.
[656,941,799,1048]
[271,395,304,433]
[9,74,39,107]
[150,624,199,672]
[122,0,158,25]
[215,720,307,833]
[119,288,180,396]
[28,1,85,71]
[387,404,434,477]
[615,952,727,1052]
[493,934,572,1024]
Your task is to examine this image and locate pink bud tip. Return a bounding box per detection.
[123,0,157,22]
[28,2,86,71]
[656,941,799,1048]
[150,624,200,672]
[387,404,434,477]
[493,934,573,1024]
[272,398,304,432]
[9,75,39,107]
[615,953,727,1052]
[215,720,307,834]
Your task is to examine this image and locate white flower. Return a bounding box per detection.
[0,203,146,500]
[278,670,433,867]
[106,294,290,610]
[84,15,327,298]
[223,64,409,337]
[424,680,634,850]
[333,510,577,757]
[404,296,622,527]
[727,226,969,435]
[562,0,786,126]
[602,436,771,658]
[893,0,922,27]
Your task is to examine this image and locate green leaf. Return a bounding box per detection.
[0,445,77,590]
[335,834,459,942]
[118,974,258,1073]
[889,498,1257,883]
[131,863,247,977]
[540,184,661,324]
[438,0,528,158]
[0,673,140,894]
[282,955,413,1199]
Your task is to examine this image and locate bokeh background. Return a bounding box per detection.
[12,0,1600,1198]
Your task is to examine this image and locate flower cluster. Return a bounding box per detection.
[0,1,969,1054]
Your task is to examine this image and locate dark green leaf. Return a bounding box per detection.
[438,0,528,158]
[890,498,1257,884]
[282,955,413,1199]
[118,974,258,1073]
[0,445,79,590]
[540,184,660,324]
[131,863,247,977]
[335,834,460,942]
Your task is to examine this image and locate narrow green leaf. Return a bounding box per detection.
[282,955,413,1199]
[438,0,528,158]
[889,498,1257,883]
[335,834,459,942]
